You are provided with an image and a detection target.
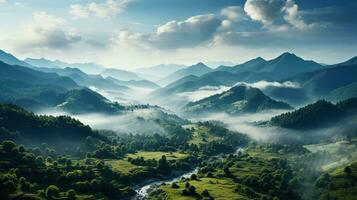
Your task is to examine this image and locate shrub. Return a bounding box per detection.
[191,174,198,180]
[67,189,77,199]
[188,185,196,194]
[46,185,60,198]
[171,182,179,189]
[181,189,189,196]
[202,189,210,196]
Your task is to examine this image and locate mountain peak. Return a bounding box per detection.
[278,52,299,59]
[193,62,208,67]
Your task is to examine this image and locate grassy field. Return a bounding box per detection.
[154,177,249,200]
[186,124,221,145]
[319,161,357,200]
[104,159,145,174]
[126,151,188,161]
[304,138,357,171]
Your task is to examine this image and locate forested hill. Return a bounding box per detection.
[185,85,292,115]
[0,104,108,151]
[271,97,357,130]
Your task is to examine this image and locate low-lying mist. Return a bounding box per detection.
[190,110,356,144]
[37,108,169,135]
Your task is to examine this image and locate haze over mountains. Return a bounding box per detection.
[1,48,357,116]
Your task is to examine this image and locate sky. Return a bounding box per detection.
[0,0,356,69]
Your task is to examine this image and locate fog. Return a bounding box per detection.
[89,85,156,105]
[234,80,301,90]
[37,108,169,135]
[175,81,300,103]
[177,86,230,101]
[190,110,290,141]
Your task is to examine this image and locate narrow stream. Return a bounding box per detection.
[132,147,244,200]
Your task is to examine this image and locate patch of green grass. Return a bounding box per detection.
[126,151,188,161]
[320,161,357,200]
[156,177,249,200]
[303,138,357,171]
[187,125,221,145]
[104,159,145,174]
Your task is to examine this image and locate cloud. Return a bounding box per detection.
[114,1,319,50]
[116,14,222,49]
[178,86,230,102]
[244,0,285,26]
[19,12,81,50]
[234,81,300,90]
[244,0,313,30]
[283,0,314,29]
[220,6,247,22]
[70,0,130,18]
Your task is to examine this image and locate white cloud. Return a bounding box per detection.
[220,6,247,22]
[116,14,222,49]
[70,0,130,18]
[244,0,313,30]
[234,81,300,90]
[244,0,285,26]
[283,0,314,29]
[178,86,230,101]
[0,0,6,3]
[19,12,81,50]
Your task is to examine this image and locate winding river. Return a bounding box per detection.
[132,147,244,200]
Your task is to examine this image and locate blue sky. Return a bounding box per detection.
[0,0,356,69]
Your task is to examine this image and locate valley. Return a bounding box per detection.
[0,48,357,200]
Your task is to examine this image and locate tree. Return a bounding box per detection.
[181,189,189,196]
[67,189,77,199]
[191,174,198,180]
[344,166,352,175]
[2,140,16,152]
[185,182,190,189]
[157,155,171,175]
[188,185,196,194]
[202,189,210,197]
[46,185,60,198]
[171,182,179,188]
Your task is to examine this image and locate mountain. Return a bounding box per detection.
[25,58,105,74]
[158,62,212,86]
[216,53,322,81]
[152,71,245,98]
[0,61,77,89]
[153,53,323,101]
[270,98,357,130]
[215,57,266,74]
[0,61,125,113]
[0,103,108,151]
[106,77,160,89]
[184,85,292,115]
[0,49,33,68]
[101,68,141,81]
[330,56,357,67]
[325,82,357,102]
[56,88,124,114]
[289,64,357,98]
[35,67,129,91]
[134,64,187,81]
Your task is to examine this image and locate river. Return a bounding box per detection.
[132,147,244,200]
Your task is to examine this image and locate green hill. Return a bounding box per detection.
[185,85,292,115]
[57,88,124,114]
[0,104,108,151]
[271,98,357,130]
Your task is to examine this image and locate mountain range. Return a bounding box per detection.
[152,53,323,99]
[158,62,212,86]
